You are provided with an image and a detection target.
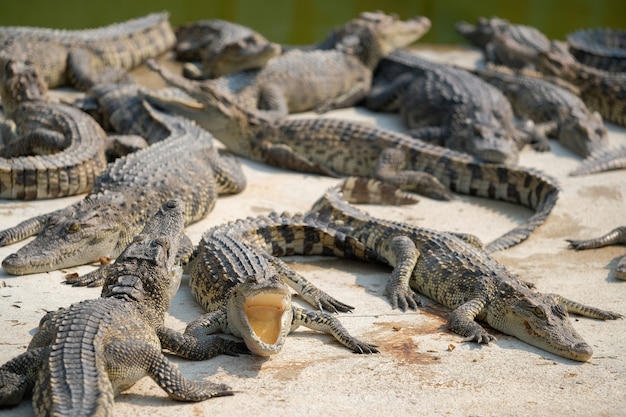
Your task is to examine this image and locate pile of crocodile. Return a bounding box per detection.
[0,11,624,415]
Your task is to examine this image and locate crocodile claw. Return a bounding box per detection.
[465,333,497,344]
[384,285,422,311]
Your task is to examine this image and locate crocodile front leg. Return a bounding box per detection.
[0,347,48,407]
[104,340,233,400]
[552,294,624,320]
[384,235,423,311]
[157,327,248,360]
[291,307,378,354]
[567,226,626,280]
[448,296,496,344]
[374,148,455,200]
[261,141,341,177]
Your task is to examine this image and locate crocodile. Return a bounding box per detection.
[144,59,560,252]
[0,59,107,199]
[471,65,609,158]
[0,97,246,276]
[567,28,626,73]
[185,210,379,356]
[175,19,281,79]
[365,50,524,164]
[567,226,626,280]
[569,145,626,176]
[501,40,626,127]
[307,177,623,361]
[0,12,176,91]
[231,11,431,115]
[455,16,551,69]
[0,199,240,416]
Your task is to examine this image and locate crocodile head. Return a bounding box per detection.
[491,283,593,361]
[226,273,293,356]
[559,110,609,158]
[0,59,47,115]
[2,196,125,275]
[455,17,510,48]
[203,34,281,78]
[328,12,431,68]
[452,114,520,164]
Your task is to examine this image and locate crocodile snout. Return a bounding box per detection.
[2,253,27,275]
[571,342,593,362]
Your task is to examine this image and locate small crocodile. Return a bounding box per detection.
[232,11,431,115]
[0,97,245,276]
[0,59,107,199]
[471,65,609,158]
[365,50,523,164]
[0,199,238,416]
[567,28,626,73]
[455,16,551,69]
[175,19,281,79]
[569,145,626,176]
[185,210,379,356]
[0,12,176,91]
[144,59,560,252]
[567,226,626,280]
[308,177,623,361]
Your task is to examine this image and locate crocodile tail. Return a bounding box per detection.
[569,145,626,176]
[444,161,560,252]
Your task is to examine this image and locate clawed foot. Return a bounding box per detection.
[384,285,422,311]
[463,332,496,344]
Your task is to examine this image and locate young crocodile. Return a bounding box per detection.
[175,19,281,79]
[0,59,107,199]
[567,28,626,73]
[233,11,431,115]
[471,65,609,158]
[567,226,626,280]
[0,199,239,416]
[0,98,245,276]
[308,177,623,361]
[185,211,379,356]
[455,16,551,70]
[365,50,523,164]
[0,12,175,91]
[144,59,560,252]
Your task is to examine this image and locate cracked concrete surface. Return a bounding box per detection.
[1,48,625,417]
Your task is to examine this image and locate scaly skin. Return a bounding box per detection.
[0,97,245,276]
[175,19,281,79]
[0,199,239,416]
[567,28,626,73]
[0,60,107,199]
[366,50,523,164]
[567,226,626,280]
[0,12,176,90]
[233,12,431,115]
[308,177,623,361]
[144,59,560,252]
[472,65,609,158]
[186,211,379,356]
[568,145,626,176]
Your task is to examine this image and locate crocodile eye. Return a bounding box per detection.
[67,223,81,233]
[533,307,545,318]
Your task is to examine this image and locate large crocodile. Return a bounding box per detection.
[471,65,609,158]
[185,210,379,356]
[307,177,623,361]
[175,19,281,79]
[0,12,176,90]
[0,199,239,416]
[365,50,524,164]
[0,59,107,199]
[144,59,560,252]
[567,226,626,280]
[455,16,551,69]
[231,11,431,115]
[0,96,245,276]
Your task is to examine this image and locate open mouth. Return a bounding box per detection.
[243,293,289,345]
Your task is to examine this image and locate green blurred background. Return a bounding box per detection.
[1,0,624,45]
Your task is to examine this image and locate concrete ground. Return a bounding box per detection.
[1,48,625,417]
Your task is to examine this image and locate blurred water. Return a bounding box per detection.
[0,0,624,45]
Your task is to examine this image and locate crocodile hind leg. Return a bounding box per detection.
[291,307,378,354]
[567,226,626,279]
[0,347,48,407]
[104,340,233,400]
[384,235,423,311]
[374,148,455,200]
